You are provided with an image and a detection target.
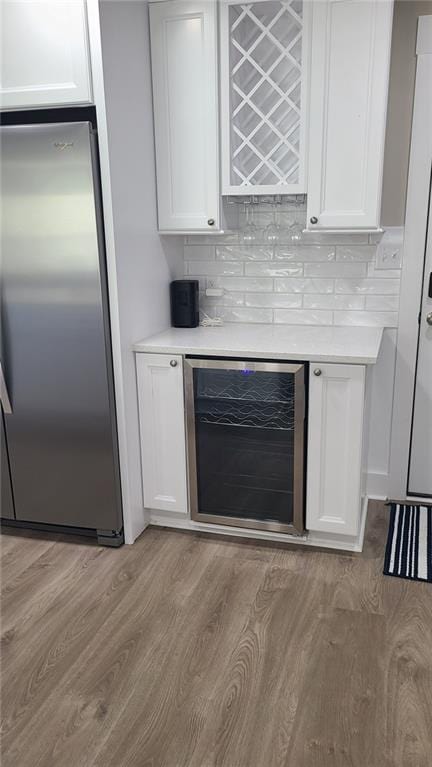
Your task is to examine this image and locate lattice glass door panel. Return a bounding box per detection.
[220,0,309,195]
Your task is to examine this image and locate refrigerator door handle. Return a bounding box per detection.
[0,362,12,414]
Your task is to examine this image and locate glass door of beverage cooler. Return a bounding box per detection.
[185,359,306,534]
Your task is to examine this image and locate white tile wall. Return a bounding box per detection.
[186,261,242,276]
[335,245,377,262]
[244,293,303,308]
[274,309,333,325]
[334,278,401,295]
[184,204,402,327]
[274,277,335,293]
[303,262,367,278]
[245,263,304,277]
[275,245,335,261]
[365,295,400,311]
[303,294,365,310]
[216,245,273,261]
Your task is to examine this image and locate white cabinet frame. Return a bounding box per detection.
[219,0,311,196]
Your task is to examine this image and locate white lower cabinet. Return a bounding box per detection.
[136,352,368,546]
[136,353,188,514]
[306,363,366,536]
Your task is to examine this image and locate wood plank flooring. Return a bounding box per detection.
[1,501,431,767]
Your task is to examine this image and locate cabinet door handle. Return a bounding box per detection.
[313,368,322,376]
[170,359,178,367]
[426,312,432,326]
[207,218,215,226]
[310,216,318,225]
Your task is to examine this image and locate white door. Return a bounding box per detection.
[0,0,92,109]
[307,363,366,536]
[408,179,432,497]
[149,0,220,232]
[136,353,188,514]
[306,0,393,230]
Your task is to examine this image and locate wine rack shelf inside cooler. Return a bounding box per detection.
[195,398,295,430]
[196,369,295,404]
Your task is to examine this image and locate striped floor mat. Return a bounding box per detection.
[384,503,432,582]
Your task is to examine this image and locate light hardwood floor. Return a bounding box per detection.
[1,501,432,767]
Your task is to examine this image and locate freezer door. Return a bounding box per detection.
[0,122,122,531]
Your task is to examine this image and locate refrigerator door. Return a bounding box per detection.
[0,122,122,531]
[1,410,15,519]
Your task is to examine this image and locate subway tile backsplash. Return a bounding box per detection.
[216,245,273,261]
[244,262,304,277]
[303,294,365,310]
[303,262,367,278]
[244,293,303,308]
[274,277,335,294]
[183,204,402,328]
[274,309,334,325]
[335,245,377,262]
[275,245,335,262]
[334,278,401,295]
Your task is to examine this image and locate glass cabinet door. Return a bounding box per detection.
[185,359,305,534]
[219,0,310,195]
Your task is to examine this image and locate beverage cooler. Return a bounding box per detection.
[184,359,307,534]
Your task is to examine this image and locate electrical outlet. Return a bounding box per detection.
[375,227,404,270]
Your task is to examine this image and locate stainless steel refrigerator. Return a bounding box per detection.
[0,121,123,545]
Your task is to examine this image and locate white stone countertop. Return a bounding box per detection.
[133,324,383,364]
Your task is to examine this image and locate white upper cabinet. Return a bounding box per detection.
[0,0,92,109]
[220,0,310,196]
[149,0,394,230]
[149,0,220,232]
[306,0,394,230]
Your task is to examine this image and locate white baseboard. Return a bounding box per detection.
[366,470,389,500]
[148,499,369,553]
[124,509,151,544]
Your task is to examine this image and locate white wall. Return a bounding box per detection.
[93,0,183,542]
[381,0,432,225]
[389,14,432,499]
[365,328,398,497]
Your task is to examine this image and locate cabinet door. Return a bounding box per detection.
[136,354,188,514]
[220,0,311,196]
[149,0,220,232]
[306,0,393,230]
[307,363,365,536]
[0,1,92,109]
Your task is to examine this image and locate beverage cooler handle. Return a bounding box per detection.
[0,362,12,414]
